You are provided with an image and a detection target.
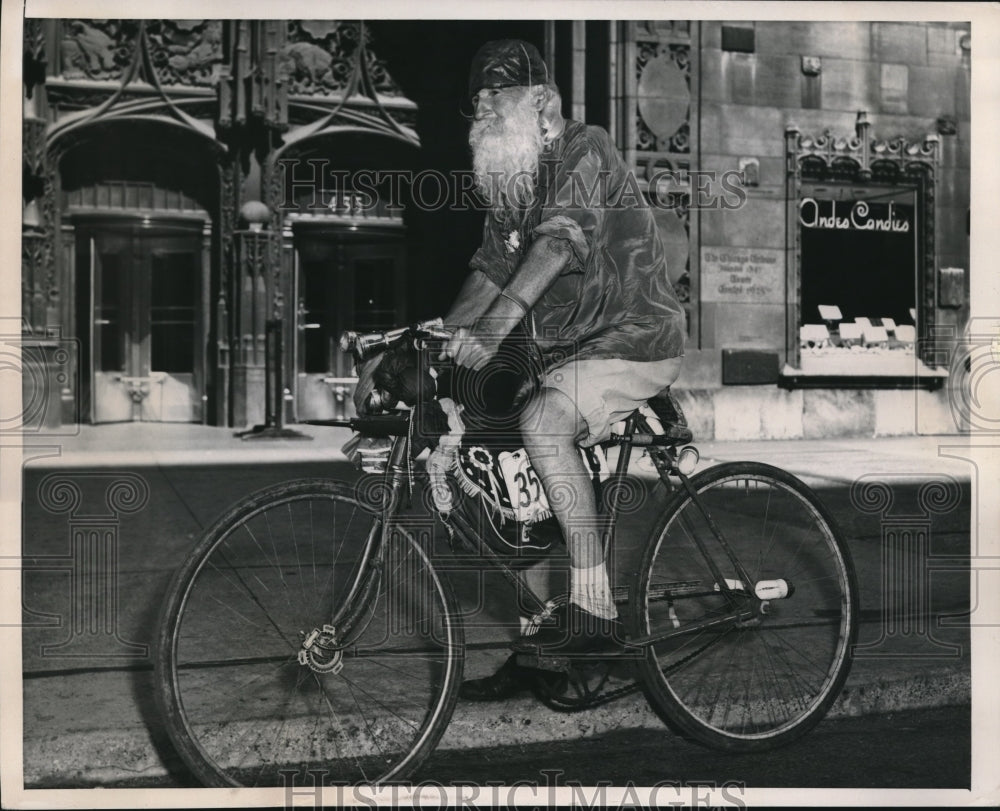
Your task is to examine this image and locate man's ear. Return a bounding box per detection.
[530,84,548,111]
[539,85,565,142]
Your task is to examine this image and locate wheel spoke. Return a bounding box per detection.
[159,481,463,787]
[639,463,856,749]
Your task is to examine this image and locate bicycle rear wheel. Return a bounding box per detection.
[155,479,464,787]
[633,462,857,751]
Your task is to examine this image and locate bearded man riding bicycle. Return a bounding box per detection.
[443,40,686,698]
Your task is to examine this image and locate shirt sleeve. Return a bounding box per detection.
[533,147,604,274]
[468,215,512,290]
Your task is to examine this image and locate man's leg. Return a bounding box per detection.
[517,386,619,648]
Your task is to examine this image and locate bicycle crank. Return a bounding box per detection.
[298,624,344,674]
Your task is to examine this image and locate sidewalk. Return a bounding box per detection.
[17,422,978,787]
[21,420,978,484]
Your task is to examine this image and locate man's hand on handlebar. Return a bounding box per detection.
[340,317,503,372]
[441,324,501,372]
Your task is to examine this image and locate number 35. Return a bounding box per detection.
[514,465,541,507]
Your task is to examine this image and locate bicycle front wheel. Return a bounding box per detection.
[634,462,858,751]
[155,479,464,787]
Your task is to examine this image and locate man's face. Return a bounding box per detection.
[468,85,544,209]
[471,86,530,129]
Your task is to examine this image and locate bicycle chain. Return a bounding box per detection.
[537,636,723,711]
[538,672,641,711]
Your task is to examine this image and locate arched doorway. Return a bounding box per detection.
[59,120,220,423]
[276,130,419,420]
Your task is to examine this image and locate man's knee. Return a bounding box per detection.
[519,386,585,442]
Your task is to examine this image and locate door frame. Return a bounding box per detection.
[73,214,211,423]
[290,221,407,421]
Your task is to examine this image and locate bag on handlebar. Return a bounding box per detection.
[347,327,564,565]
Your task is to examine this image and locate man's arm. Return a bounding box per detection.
[448,235,574,370]
[443,269,501,328]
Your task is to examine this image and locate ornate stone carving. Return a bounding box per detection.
[790,112,939,181]
[59,19,224,86]
[40,165,59,314]
[23,18,48,95]
[60,19,132,80]
[22,232,47,331]
[635,42,690,154]
[635,20,690,39]
[219,157,239,288]
[146,20,224,86]
[23,118,48,179]
[282,21,401,97]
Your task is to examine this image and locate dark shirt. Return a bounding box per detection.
[470,119,686,369]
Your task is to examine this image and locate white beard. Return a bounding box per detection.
[469,91,545,212]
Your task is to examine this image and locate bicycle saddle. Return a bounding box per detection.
[645,388,693,444]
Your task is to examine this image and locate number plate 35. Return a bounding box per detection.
[497,449,550,523]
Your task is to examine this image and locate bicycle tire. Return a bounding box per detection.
[633,461,858,751]
[154,478,464,787]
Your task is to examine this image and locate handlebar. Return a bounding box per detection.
[340,318,453,361]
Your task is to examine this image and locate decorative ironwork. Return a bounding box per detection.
[282,21,402,98]
[789,111,939,182]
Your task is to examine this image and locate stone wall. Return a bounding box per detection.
[673,385,959,441]
[643,21,971,439]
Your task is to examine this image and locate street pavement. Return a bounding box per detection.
[11,422,988,788]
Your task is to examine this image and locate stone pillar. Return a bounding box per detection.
[21,20,71,429]
[230,201,275,428]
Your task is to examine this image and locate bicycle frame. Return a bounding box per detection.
[316,406,761,658]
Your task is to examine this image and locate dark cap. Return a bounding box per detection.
[468,39,550,98]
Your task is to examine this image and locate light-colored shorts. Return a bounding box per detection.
[539,357,683,446]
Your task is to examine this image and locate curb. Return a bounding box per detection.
[22,662,970,787]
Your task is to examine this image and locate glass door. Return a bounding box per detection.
[88,225,205,422]
[295,234,406,420]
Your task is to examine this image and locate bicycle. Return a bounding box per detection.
[154,319,859,787]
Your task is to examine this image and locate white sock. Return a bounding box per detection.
[569,563,618,620]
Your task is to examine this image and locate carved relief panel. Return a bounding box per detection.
[627,21,698,336]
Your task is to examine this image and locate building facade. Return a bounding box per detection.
[21,19,972,437]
